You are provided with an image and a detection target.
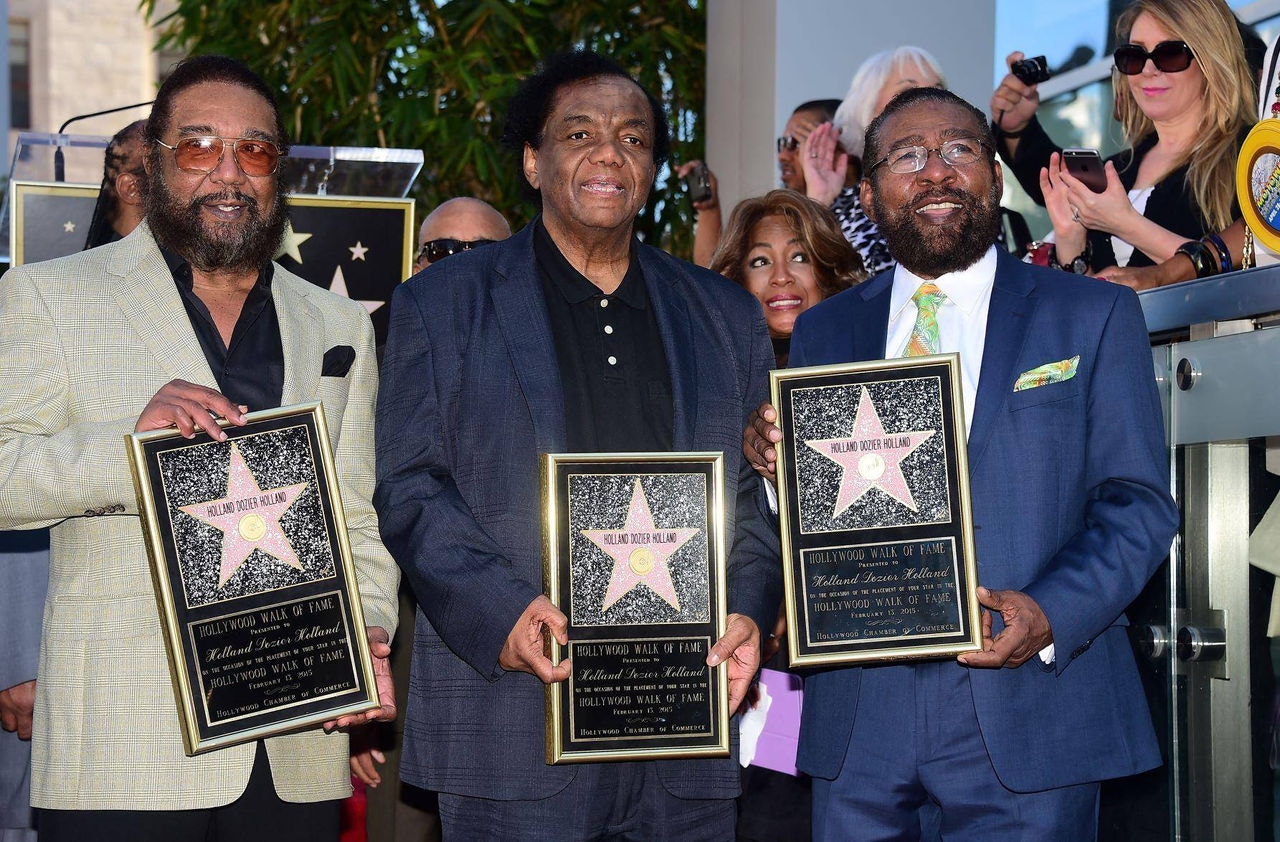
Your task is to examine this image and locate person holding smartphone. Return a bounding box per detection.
[990,0,1252,274]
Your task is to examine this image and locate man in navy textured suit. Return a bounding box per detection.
[374,50,781,840]
[746,88,1178,839]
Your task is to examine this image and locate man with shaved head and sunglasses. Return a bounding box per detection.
[0,55,399,842]
[412,196,511,275]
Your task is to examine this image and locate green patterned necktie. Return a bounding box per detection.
[904,282,946,357]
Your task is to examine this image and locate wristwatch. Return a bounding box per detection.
[1048,244,1091,274]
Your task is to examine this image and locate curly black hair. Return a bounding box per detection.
[501,49,671,198]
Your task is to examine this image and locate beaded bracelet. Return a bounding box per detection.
[1047,242,1090,274]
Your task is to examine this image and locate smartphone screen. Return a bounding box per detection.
[1062,148,1107,194]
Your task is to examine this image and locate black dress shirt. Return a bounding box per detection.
[162,247,285,411]
[533,220,673,453]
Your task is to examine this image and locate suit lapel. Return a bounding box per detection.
[854,273,893,363]
[967,253,1036,468]
[107,224,217,388]
[639,248,696,451]
[274,271,324,405]
[491,227,567,453]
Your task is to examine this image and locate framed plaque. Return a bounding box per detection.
[770,355,981,667]
[542,453,729,764]
[126,402,379,755]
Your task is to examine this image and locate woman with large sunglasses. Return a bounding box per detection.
[990,0,1253,275]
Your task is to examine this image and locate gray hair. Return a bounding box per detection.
[833,46,946,161]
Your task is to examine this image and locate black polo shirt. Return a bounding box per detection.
[162,246,285,411]
[533,220,673,453]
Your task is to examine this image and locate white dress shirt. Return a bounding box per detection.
[885,245,1054,663]
[884,245,998,438]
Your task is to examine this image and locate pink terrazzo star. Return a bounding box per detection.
[180,444,310,586]
[581,479,700,611]
[805,386,935,519]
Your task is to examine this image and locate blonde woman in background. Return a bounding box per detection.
[992,0,1254,274]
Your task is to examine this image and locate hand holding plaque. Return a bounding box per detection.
[135,378,247,441]
[128,402,382,755]
[957,586,1053,669]
[500,595,571,683]
[542,453,730,764]
[706,612,761,715]
[769,355,982,667]
[324,626,396,730]
[744,402,783,484]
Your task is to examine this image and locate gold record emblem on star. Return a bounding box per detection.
[805,386,935,519]
[179,444,310,587]
[238,513,267,541]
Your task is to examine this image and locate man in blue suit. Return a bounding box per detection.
[746,88,1178,839]
[375,50,781,840]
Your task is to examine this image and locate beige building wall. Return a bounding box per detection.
[9,0,172,183]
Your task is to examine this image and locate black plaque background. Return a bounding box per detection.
[134,406,376,752]
[774,359,979,664]
[544,455,727,763]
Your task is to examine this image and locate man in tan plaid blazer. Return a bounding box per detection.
[0,56,398,841]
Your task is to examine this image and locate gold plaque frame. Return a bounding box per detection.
[770,355,982,667]
[542,452,729,764]
[8,179,100,266]
[127,401,379,755]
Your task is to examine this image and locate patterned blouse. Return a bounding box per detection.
[829,187,895,277]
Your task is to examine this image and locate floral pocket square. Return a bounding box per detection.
[1013,355,1080,391]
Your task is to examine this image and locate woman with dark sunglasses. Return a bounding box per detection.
[990,0,1253,275]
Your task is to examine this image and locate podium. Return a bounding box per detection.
[2,133,424,344]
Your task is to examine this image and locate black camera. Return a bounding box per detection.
[683,162,712,204]
[1011,55,1051,86]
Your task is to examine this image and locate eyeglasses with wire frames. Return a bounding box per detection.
[869,137,992,175]
[418,238,496,265]
[1112,40,1194,76]
[154,135,283,177]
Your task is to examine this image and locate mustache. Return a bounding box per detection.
[193,191,259,211]
[910,187,970,207]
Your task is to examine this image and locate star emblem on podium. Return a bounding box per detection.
[179,444,310,586]
[581,479,699,611]
[805,387,935,518]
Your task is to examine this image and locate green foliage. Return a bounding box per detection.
[143,0,706,256]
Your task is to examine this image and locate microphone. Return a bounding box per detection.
[54,101,153,182]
